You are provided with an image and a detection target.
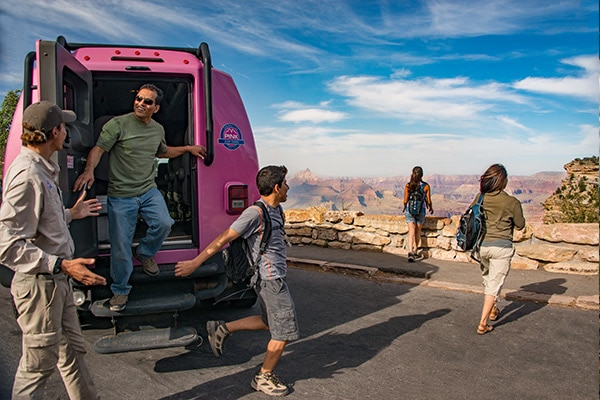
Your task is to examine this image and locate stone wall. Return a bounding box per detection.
[284,208,599,275]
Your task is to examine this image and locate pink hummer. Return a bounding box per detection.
[1,36,260,353]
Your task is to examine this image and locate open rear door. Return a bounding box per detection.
[37,39,97,258]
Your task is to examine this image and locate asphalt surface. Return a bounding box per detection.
[287,245,599,311]
[1,266,597,400]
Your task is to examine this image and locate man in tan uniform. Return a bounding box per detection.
[0,101,107,399]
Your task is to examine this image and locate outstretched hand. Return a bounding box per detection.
[69,190,102,220]
[61,258,107,286]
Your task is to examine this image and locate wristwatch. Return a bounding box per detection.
[53,258,64,274]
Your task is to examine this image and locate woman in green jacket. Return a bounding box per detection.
[476,164,525,335]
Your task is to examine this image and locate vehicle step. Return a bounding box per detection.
[90,293,196,317]
[93,326,200,354]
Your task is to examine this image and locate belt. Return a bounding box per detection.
[35,272,63,279]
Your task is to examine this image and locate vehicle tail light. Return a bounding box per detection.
[226,183,248,214]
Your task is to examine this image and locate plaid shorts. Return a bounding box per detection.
[257,278,300,341]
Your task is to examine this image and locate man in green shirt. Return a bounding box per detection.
[74,84,206,311]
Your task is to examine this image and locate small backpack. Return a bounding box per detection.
[223,201,275,285]
[456,193,486,261]
[407,183,425,216]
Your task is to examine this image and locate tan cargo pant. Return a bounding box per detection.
[11,272,99,400]
[479,245,515,298]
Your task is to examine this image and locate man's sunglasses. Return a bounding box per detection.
[135,95,156,106]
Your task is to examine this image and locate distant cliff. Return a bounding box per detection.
[287,168,565,222]
[542,157,599,223]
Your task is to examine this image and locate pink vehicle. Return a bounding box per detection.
[1,36,260,353]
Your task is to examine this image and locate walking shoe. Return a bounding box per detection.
[408,252,415,263]
[206,320,230,357]
[133,247,159,276]
[109,294,128,312]
[251,371,289,397]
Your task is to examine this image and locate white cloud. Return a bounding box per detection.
[513,55,599,101]
[279,109,347,124]
[1,0,594,179]
[274,101,348,123]
[577,124,600,149]
[327,74,527,122]
[497,116,531,132]
[255,122,595,177]
[426,0,594,37]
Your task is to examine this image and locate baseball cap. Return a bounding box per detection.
[22,101,76,135]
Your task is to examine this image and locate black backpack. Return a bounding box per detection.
[456,193,486,261]
[407,183,425,216]
[223,201,275,285]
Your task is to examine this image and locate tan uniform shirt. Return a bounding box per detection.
[0,147,73,274]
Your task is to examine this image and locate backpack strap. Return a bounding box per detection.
[420,182,427,209]
[253,201,272,255]
[471,193,486,260]
[476,193,484,205]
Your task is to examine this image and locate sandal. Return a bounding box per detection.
[489,305,499,321]
[477,324,494,335]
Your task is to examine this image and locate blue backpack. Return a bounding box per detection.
[456,193,486,261]
[407,183,425,216]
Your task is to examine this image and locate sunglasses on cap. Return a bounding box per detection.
[135,95,156,106]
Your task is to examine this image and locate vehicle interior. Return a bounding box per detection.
[87,74,196,251]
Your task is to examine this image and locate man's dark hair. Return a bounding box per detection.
[256,165,288,196]
[139,83,164,105]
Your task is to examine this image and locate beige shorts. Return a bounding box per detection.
[479,245,515,298]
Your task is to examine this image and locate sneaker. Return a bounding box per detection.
[133,247,159,276]
[206,320,230,357]
[251,371,289,397]
[109,294,128,312]
[408,252,415,263]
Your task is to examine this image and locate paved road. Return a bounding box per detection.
[0,266,597,399]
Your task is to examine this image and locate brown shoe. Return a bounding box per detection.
[133,247,159,276]
[109,294,128,312]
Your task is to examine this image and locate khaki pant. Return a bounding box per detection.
[479,245,515,298]
[11,272,99,400]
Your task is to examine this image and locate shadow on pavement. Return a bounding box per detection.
[156,308,451,400]
[496,278,567,327]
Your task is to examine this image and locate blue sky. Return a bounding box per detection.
[1,0,597,177]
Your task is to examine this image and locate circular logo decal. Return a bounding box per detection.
[218,123,245,150]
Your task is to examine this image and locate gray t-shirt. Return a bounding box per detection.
[230,200,286,280]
